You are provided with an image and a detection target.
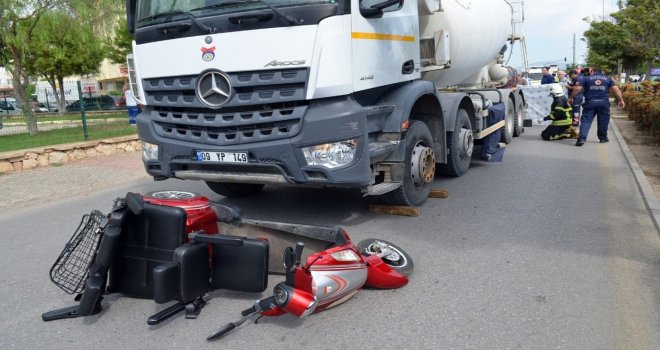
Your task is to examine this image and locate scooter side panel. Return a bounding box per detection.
[310,265,367,306]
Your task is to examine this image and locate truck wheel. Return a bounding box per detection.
[380,120,435,207]
[500,97,515,144]
[513,96,524,137]
[205,182,264,198]
[438,109,472,177]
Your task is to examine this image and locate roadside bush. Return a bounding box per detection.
[622,81,660,141]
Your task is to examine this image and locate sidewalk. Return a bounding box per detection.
[0,151,147,211]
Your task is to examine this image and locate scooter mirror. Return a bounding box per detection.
[283,247,295,269]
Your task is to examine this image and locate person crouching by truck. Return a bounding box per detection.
[541,84,578,140]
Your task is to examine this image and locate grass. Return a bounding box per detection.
[0,119,137,153]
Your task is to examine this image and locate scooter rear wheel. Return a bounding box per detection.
[357,239,414,277]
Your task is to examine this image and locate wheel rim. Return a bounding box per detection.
[458,127,474,160]
[507,103,515,136]
[364,242,408,268]
[410,142,435,187]
[148,190,197,199]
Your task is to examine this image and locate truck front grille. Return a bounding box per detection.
[142,68,308,145]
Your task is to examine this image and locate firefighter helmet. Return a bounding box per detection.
[550,83,564,97]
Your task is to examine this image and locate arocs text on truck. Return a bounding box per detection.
[126,0,527,206]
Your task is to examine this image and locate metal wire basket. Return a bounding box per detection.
[49,210,106,295]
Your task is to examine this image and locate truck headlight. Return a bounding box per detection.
[302,139,358,169]
[142,142,159,161]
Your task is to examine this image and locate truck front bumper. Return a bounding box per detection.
[138,95,384,189]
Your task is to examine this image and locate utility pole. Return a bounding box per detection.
[572,33,576,67]
[602,0,605,20]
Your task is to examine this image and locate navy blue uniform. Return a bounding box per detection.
[541,74,554,85]
[577,72,615,142]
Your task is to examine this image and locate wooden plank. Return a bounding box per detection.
[368,204,420,217]
[428,189,449,198]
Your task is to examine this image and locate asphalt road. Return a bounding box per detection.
[0,125,659,350]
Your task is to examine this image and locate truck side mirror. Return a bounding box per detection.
[126,0,137,34]
[360,0,403,19]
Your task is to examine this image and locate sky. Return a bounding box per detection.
[506,0,622,70]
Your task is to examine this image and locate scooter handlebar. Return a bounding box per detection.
[294,242,304,267]
[241,296,276,316]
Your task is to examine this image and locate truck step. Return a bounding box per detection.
[369,142,398,159]
[367,182,401,196]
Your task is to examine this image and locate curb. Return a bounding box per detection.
[611,121,660,234]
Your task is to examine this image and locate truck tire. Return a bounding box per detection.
[500,97,515,144]
[513,96,524,137]
[205,182,264,198]
[438,109,472,177]
[380,120,435,207]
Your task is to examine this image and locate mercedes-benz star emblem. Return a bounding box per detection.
[196,70,232,108]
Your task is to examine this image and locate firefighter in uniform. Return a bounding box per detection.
[569,67,625,146]
[541,84,578,140]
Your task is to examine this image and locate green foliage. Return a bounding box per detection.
[622,81,660,140]
[584,20,628,72]
[26,10,105,81]
[26,83,36,96]
[584,0,660,75]
[105,17,133,65]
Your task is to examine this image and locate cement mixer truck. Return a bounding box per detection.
[125,0,527,206]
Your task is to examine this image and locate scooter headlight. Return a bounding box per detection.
[330,249,361,262]
[142,141,159,161]
[302,139,358,169]
[273,284,290,306]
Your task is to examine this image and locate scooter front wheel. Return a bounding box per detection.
[357,239,414,277]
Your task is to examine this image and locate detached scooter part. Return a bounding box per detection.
[43,191,222,323]
[42,205,127,321]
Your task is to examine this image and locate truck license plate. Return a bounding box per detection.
[196,151,248,163]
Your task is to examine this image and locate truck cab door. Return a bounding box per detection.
[351,0,420,92]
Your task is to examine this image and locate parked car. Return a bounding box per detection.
[66,95,124,112]
[0,98,22,115]
[41,102,60,113]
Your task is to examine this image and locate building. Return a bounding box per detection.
[0,67,13,98]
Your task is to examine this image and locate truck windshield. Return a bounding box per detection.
[137,0,336,27]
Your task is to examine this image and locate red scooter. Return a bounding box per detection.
[43,190,413,342]
[203,224,413,340]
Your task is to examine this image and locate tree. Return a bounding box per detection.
[105,17,133,66]
[0,0,124,132]
[583,0,659,78]
[611,0,660,78]
[0,0,57,134]
[26,10,105,115]
[583,20,633,73]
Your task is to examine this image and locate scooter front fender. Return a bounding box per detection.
[363,255,409,289]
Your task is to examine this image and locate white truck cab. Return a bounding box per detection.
[126,0,526,206]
